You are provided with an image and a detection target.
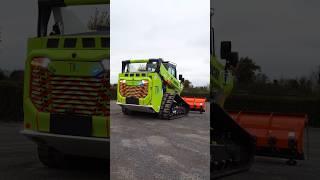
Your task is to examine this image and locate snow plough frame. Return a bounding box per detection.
[211,2,309,179]
[182,97,206,113]
[229,111,308,165]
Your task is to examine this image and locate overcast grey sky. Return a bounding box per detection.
[111,0,210,86]
[214,0,320,80]
[0,0,319,83]
[0,0,107,70]
[0,0,37,70]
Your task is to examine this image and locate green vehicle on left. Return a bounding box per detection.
[21,0,110,167]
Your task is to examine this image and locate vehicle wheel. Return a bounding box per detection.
[38,145,65,168]
[286,159,297,166]
[121,107,131,115]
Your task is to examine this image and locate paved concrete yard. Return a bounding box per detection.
[224,128,320,180]
[0,122,108,180]
[110,101,210,180]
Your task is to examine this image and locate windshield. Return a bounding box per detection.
[48,4,109,36]
[123,62,158,73]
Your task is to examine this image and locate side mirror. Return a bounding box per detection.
[179,74,183,81]
[220,41,232,60]
[229,52,239,67]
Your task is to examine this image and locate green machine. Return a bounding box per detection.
[21,0,110,167]
[211,45,235,107]
[117,59,189,119]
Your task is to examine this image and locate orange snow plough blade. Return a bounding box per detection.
[229,111,308,164]
[182,97,206,113]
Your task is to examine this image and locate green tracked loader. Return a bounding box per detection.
[117,59,189,120]
[21,0,110,167]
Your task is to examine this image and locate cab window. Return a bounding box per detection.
[168,66,176,78]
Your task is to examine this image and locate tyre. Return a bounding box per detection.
[121,107,131,115]
[286,159,297,166]
[37,145,65,168]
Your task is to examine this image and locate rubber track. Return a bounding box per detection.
[159,93,188,120]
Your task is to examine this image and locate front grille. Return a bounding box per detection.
[119,82,148,99]
[30,65,109,116]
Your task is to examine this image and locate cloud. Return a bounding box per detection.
[111,0,210,86]
[0,0,37,70]
[214,0,320,79]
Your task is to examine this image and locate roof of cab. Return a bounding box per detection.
[38,0,109,6]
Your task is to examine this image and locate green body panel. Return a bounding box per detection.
[24,35,109,138]
[129,59,149,63]
[49,61,104,76]
[117,59,183,113]
[117,73,163,112]
[28,36,107,51]
[211,56,234,106]
[64,0,109,5]
[158,64,183,93]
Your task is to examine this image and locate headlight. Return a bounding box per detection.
[120,80,126,83]
[141,80,148,84]
[101,59,109,70]
[31,57,51,68]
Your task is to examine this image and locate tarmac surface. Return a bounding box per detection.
[1,102,319,180]
[0,122,108,180]
[110,101,210,180]
[223,127,320,180]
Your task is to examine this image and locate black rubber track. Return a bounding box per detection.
[159,93,189,120]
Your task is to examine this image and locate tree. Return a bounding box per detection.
[183,80,192,88]
[255,73,268,84]
[0,69,7,80]
[10,70,24,81]
[235,57,261,84]
[308,65,320,93]
[88,9,109,31]
[287,79,299,89]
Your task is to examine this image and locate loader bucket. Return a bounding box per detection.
[182,97,206,113]
[229,111,308,161]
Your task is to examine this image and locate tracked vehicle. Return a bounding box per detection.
[210,2,255,179]
[117,59,189,120]
[21,0,110,167]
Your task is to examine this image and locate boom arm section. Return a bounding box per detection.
[158,63,183,94]
[211,56,234,106]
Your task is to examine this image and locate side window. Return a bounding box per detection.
[168,66,176,78]
[172,67,177,78]
[168,66,172,76]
